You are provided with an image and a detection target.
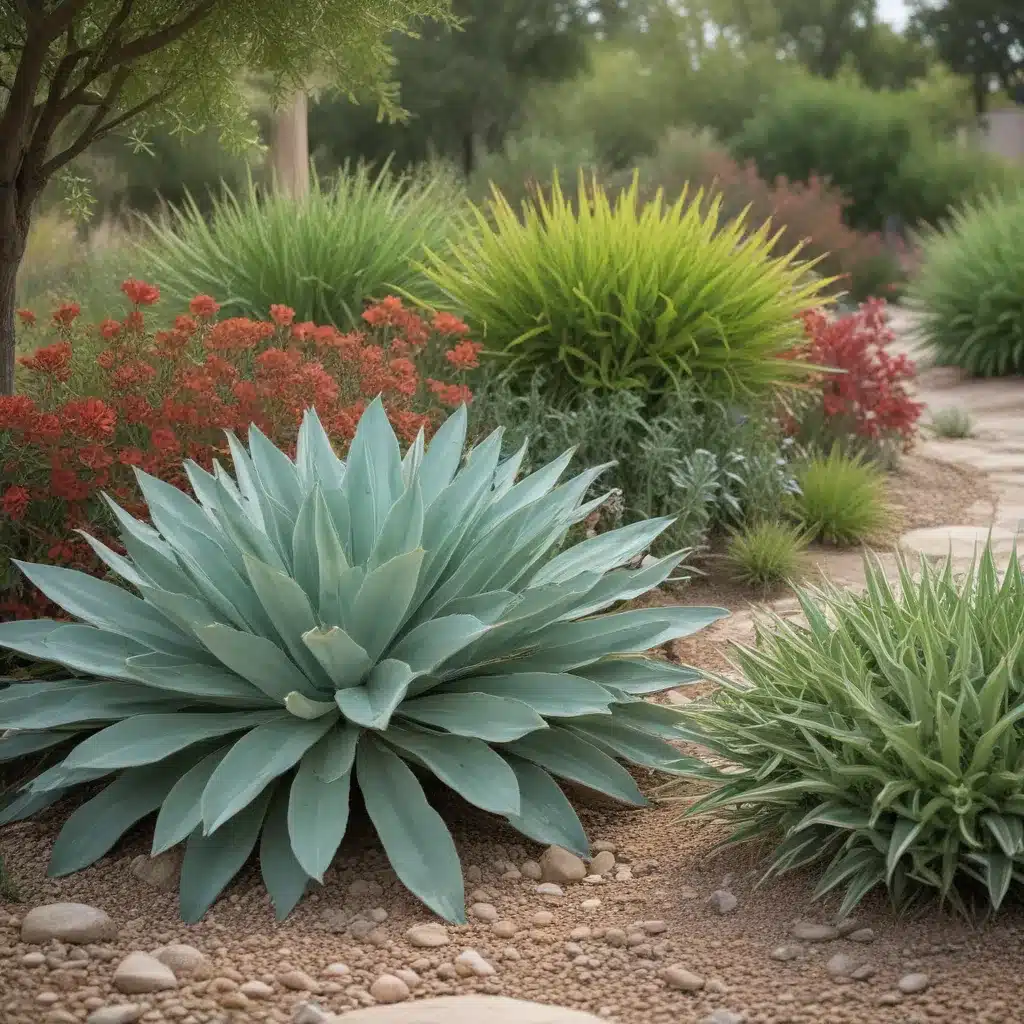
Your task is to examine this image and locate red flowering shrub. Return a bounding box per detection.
[1,286,477,622]
[782,299,923,458]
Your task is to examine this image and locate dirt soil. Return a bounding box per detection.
[1,453,1016,1024]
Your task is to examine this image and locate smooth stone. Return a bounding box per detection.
[898,972,930,994]
[662,965,705,992]
[790,921,839,942]
[278,969,321,992]
[848,928,876,943]
[539,846,588,884]
[492,920,518,939]
[589,851,616,877]
[113,952,178,994]
[369,975,410,1004]
[827,953,866,979]
[150,943,207,976]
[130,850,180,891]
[470,903,498,923]
[770,945,802,962]
[521,861,543,881]
[21,904,116,945]
[699,1012,745,1024]
[321,995,606,1022]
[535,883,564,897]
[85,1007,143,1024]
[707,890,737,915]
[405,923,450,948]
[591,841,617,854]
[899,525,1016,562]
[240,981,274,999]
[454,948,496,978]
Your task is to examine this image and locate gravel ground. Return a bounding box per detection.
[0,452,1012,1024]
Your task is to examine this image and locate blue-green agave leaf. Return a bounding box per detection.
[503,755,589,857]
[261,783,312,920]
[398,691,547,742]
[287,746,353,881]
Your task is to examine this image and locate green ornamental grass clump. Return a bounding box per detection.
[795,446,889,545]
[139,163,460,329]
[725,520,809,589]
[0,401,725,924]
[666,548,1024,915]
[417,172,830,399]
[910,189,1024,377]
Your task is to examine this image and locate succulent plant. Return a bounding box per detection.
[0,400,724,923]
[664,546,1024,916]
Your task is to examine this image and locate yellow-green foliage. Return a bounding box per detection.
[417,172,831,399]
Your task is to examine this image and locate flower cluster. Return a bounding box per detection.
[2,286,479,621]
[783,300,923,453]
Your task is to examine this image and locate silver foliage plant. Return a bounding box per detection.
[0,400,725,923]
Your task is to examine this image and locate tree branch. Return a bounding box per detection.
[41,81,173,177]
[36,0,97,44]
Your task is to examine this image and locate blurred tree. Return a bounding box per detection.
[909,0,1024,114]
[0,0,455,396]
[309,0,593,178]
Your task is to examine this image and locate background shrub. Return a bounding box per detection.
[667,548,1024,915]
[794,447,889,545]
[468,375,799,554]
[1,289,474,621]
[910,189,1024,377]
[138,163,462,330]
[418,173,829,400]
[930,407,974,439]
[724,520,808,590]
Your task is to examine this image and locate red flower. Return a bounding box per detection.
[206,318,275,352]
[52,303,80,326]
[18,341,73,382]
[150,427,180,453]
[17,308,36,326]
[61,397,117,439]
[189,294,220,318]
[78,444,114,471]
[99,318,122,340]
[0,394,37,430]
[270,304,296,327]
[445,340,483,370]
[1,485,30,521]
[432,311,469,336]
[427,379,473,407]
[124,310,145,333]
[122,279,161,306]
[174,315,198,335]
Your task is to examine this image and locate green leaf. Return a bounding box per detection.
[296,408,345,491]
[505,726,647,806]
[126,653,275,706]
[334,660,414,730]
[356,735,466,923]
[398,691,547,742]
[417,404,468,507]
[284,692,338,719]
[383,724,520,816]
[63,711,285,771]
[153,745,232,854]
[886,818,925,882]
[0,621,147,680]
[0,729,76,763]
[503,755,589,857]
[346,549,425,662]
[308,724,362,783]
[387,615,489,674]
[368,479,424,571]
[287,747,353,881]
[0,679,173,730]
[574,656,702,695]
[201,715,337,833]
[439,672,615,717]
[261,783,311,921]
[302,627,371,689]
[179,784,274,923]
[564,718,685,768]
[247,424,303,517]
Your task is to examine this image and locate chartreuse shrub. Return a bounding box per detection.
[0,401,725,924]
[910,190,1024,377]
[417,172,830,399]
[724,521,808,589]
[794,447,889,546]
[138,163,460,329]
[666,547,1024,915]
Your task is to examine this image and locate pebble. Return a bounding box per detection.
[642,920,667,935]
[898,972,930,994]
[662,965,705,992]
[532,911,554,927]
[592,840,618,854]
[239,980,274,999]
[492,920,518,938]
[826,953,869,979]
[277,968,320,992]
[129,850,180,891]
[707,890,737,915]
[878,992,904,1005]
[394,968,421,989]
[85,1007,143,1024]
[348,879,383,897]
[539,846,588,883]
[369,973,410,1004]
[454,948,496,978]
[520,860,543,881]
[790,921,839,942]
[589,851,617,876]
[613,866,633,882]
[21,951,46,966]
[293,1003,334,1024]
[112,952,178,994]
[470,903,499,922]
[21,904,117,945]
[770,945,802,961]
[535,883,564,897]
[570,926,592,940]
[581,899,602,912]
[405,923,450,948]
[848,927,877,943]
[150,944,207,976]
[603,928,628,948]
[322,962,351,977]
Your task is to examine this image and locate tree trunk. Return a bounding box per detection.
[461,130,476,178]
[270,91,310,199]
[0,184,31,397]
[973,74,989,117]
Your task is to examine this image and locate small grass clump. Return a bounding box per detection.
[725,520,809,589]
[930,407,974,439]
[794,446,889,545]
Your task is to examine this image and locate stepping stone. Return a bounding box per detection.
[330,995,605,1022]
[899,525,1018,563]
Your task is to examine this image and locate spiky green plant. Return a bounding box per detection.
[794,446,889,545]
[415,171,831,398]
[0,401,725,924]
[724,520,809,589]
[910,189,1024,377]
[138,163,461,329]
[664,547,1024,916]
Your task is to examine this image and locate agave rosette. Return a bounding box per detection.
[667,546,1024,915]
[0,400,724,922]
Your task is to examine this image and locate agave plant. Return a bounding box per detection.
[664,546,1024,916]
[0,400,724,923]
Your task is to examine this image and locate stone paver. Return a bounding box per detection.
[328,996,605,1023]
